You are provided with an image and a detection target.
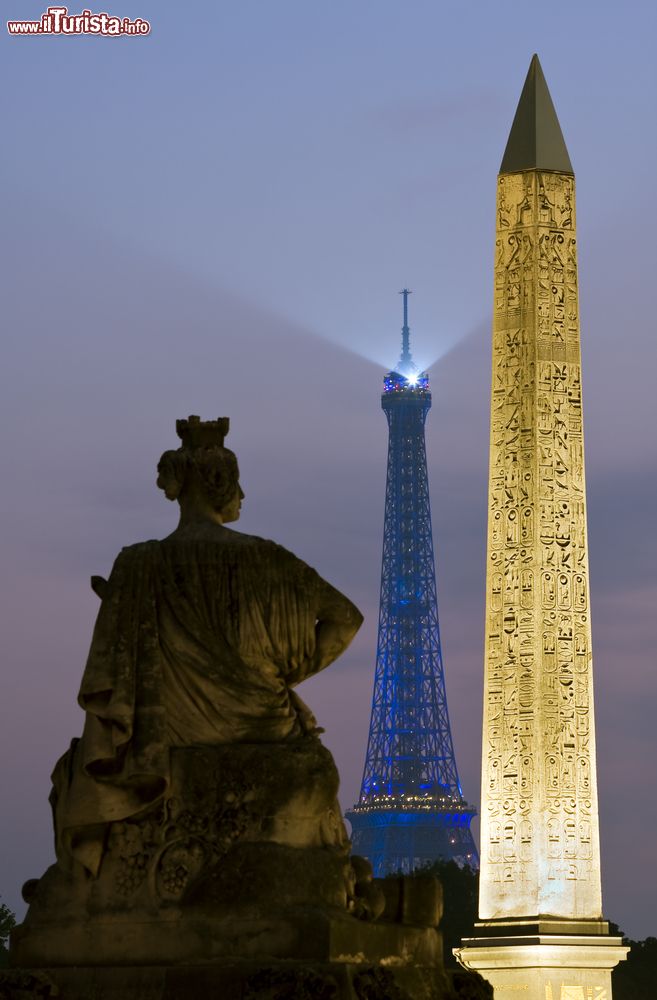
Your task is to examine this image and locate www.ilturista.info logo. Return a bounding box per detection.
[7,6,150,36]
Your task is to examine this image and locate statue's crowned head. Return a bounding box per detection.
[157,415,240,518]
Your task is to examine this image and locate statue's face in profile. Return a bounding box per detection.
[219,483,244,524]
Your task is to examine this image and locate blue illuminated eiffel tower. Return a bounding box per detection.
[346,291,478,876]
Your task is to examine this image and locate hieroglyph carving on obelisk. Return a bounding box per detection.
[479,63,602,922]
[455,55,627,999]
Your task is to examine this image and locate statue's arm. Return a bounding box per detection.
[288,580,363,685]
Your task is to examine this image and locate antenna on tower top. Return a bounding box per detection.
[399,288,413,372]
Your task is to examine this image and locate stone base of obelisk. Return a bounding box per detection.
[454,918,628,999]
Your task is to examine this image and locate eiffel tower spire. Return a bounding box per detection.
[398,288,414,375]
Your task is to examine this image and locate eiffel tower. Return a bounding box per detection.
[346,291,478,876]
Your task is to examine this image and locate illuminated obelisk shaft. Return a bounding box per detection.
[481,57,600,922]
[455,54,627,998]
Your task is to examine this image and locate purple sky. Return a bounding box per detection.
[1,1,656,939]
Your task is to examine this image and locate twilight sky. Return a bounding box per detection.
[1,0,656,939]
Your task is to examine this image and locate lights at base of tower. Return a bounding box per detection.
[346,802,480,875]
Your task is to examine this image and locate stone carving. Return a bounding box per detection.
[243,966,339,1000]
[0,971,59,1000]
[545,987,607,1000]
[40,415,362,882]
[352,967,408,1000]
[13,418,371,951]
[456,56,628,1000]
[10,417,490,999]
[481,171,602,918]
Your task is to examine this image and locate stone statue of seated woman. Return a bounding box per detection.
[8,416,474,1000]
[15,416,379,966]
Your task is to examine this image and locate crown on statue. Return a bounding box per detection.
[175,415,230,451]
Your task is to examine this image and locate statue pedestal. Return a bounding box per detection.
[454,919,628,999]
[6,742,492,998]
[7,900,488,1000]
[1,956,486,1000]
[11,906,442,968]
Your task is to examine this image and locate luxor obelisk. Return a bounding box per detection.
[454,56,628,998]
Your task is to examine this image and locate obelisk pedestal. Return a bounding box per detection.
[457,918,625,998]
[454,55,627,998]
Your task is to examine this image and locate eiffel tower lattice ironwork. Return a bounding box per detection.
[346,291,478,876]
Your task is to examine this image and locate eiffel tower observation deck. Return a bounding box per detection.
[346,291,478,876]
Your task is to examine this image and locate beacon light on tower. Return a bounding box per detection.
[383,370,429,393]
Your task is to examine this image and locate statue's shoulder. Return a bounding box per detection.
[107,533,320,592]
[208,529,322,584]
[212,531,300,571]
[119,539,161,554]
[225,529,307,560]
[104,539,162,576]
[114,539,162,561]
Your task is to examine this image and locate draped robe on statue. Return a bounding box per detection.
[52,529,332,876]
